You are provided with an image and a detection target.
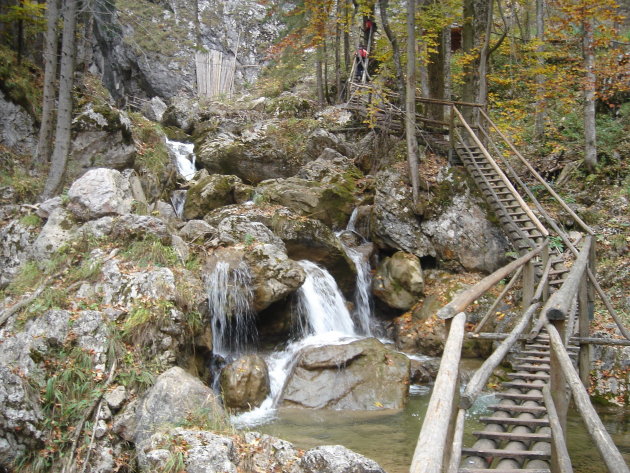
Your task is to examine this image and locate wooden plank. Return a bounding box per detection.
[410,312,466,473]
[501,381,547,391]
[479,417,550,427]
[472,431,551,442]
[512,364,550,372]
[495,392,543,401]
[438,245,547,320]
[461,303,540,409]
[546,323,630,473]
[459,469,550,473]
[488,405,547,414]
[507,373,550,380]
[461,448,550,460]
[571,337,630,346]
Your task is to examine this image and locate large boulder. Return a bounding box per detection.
[421,193,510,272]
[220,355,270,410]
[280,338,409,410]
[304,128,355,159]
[370,170,436,258]
[31,208,78,260]
[67,168,133,220]
[115,367,223,444]
[301,445,386,473]
[183,173,244,220]
[69,103,135,178]
[373,252,424,310]
[205,205,355,292]
[0,90,37,155]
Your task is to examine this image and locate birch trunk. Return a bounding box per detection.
[582,19,597,172]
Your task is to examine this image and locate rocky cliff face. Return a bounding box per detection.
[91,0,283,102]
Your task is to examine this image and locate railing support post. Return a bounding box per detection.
[522,259,535,308]
[448,105,456,165]
[541,244,550,302]
[549,315,570,473]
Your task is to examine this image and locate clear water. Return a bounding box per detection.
[257,389,630,473]
[341,244,373,336]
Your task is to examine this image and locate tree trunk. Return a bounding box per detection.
[582,18,597,172]
[344,0,351,72]
[34,0,61,168]
[42,0,79,199]
[461,0,475,120]
[476,0,494,107]
[534,0,545,141]
[427,28,446,122]
[443,27,452,101]
[315,43,325,105]
[379,0,405,101]
[406,0,419,205]
[335,0,342,102]
[323,37,330,103]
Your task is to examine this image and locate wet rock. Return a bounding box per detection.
[220,355,270,410]
[119,367,223,444]
[301,445,386,473]
[205,205,355,292]
[67,168,133,220]
[373,252,424,310]
[183,173,243,220]
[280,338,409,410]
[409,357,441,384]
[0,366,44,468]
[162,94,201,134]
[371,170,436,258]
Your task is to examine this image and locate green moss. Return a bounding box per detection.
[129,113,170,176]
[19,213,42,228]
[0,44,42,119]
[121,235,180,268]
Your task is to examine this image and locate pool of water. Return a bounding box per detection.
[257,389,630,473]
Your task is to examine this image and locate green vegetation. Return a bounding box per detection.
[128,113,170,176]
[0,44,42,118]
[121,235,179,268]
[121,299,175,342]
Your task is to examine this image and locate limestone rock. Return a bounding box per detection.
[0,220,38,288]
[215,215,285,248]
[67,168,133,220]
[240,432,302,473]
[110,214,171,244]
[31,208,78,260]
[220,355,270,410]
[371,170,436,258]
[590,333,630,406]
[121,367,223,444]
[183,174,243,220]
[179,219,216,242]
[373,252,424,310]
[0,90,37,155]
[205,205,355,292]
[36,196,63,219]
[142,96,168,122]
[0,366,44,468]
[162,94,201,134]
[305,128,355,159]
[105,386,127,412]
[422,194,510,273]
[301,445,386,473]
[280,338,409,410]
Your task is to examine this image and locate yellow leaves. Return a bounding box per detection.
[373,401,384,408]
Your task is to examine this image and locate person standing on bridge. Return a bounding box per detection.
[355,44,368,81]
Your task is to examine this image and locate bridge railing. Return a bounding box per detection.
[410,243,549,473]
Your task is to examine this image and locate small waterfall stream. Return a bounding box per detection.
[167,139,197,180]
[233,260,361,427]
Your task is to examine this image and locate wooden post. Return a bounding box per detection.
[578,273,591,388]
[549,315,569,473]
[541,243,550,301]
[522,259,535,309]
[449,105,456,164]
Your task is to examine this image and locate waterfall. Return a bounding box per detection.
[347,207,360,233]
[167,139,196,180]
[343,246,373,336]
[233,261,359,427]
[170,190,187,219]
[205,261,256,356]
[294,260,357,338]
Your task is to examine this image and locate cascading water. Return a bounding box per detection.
[233,260,360,427]
[167,139,196,180]
[205,261,257,357]
[342,246,373,336]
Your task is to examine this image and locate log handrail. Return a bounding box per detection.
[410,312,467,473]
[478,108,594,235]
[473,267,523,334]
[546,322,630,473]
[438,242,548,320]
[452,107,549,238]
[542,385,574,473]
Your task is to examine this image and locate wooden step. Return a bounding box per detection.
[519,350,550,357]
[496,392,543,402]
[507,373,550,382]
[479,417,550,427]
[488,404,547,415]
[502,381,547,391]
[526,344,550,350]
[459,469,550,473]
[512,364,550,372]
[461,447,550,460]
[513,357,551,364]
[472,431,552,442]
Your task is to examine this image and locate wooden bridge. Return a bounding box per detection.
[343,83,630,473]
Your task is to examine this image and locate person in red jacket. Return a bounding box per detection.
[355,44,368,81]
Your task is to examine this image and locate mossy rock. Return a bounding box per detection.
[184,174,243,220]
